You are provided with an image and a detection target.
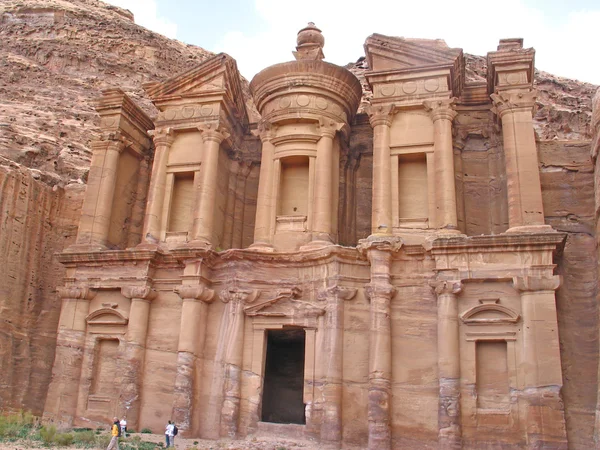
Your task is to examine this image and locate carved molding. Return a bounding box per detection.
[198,122,230,144]
[430,280,463,297]
[513,275,560,292]
[423,98,457,122]
[357,235,403,256]
[121,286,158,301]
[57,286,96,300]
[461,299,520,324]
[365,282,396,301]
[148,127,175,147]
[317,118,344,139]
[174,284,215,303]
[243,287,324,317]
[317,285,358,302]
[86,308,128,325]
[365,103,397,127]
[491,90,536,118]
[219,287,259,305]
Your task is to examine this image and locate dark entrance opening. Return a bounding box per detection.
[261,327,306,424]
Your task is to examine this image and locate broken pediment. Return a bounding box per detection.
[143,53,248,126]
[365,34,463,73]
[244,288,325,318]
[461,299,520,325]
[86,308,128,326]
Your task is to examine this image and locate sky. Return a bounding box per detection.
[104,0,600,85]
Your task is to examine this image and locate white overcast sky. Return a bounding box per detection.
[104,0,600,85]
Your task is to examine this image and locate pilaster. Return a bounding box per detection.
[172,284,215,434]
[119,286,157,429]
[218,287,259,438]
[317,283,357,443]
[43,286,96,426]
[430,279,463,450]
[251,122,276,250]
[358,235,402,450]
[513,275,567,449]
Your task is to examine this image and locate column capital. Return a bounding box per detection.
[317,118,343,139]
[365,282,396,301]
[253,121,277,143]
[219,287,260,305]
[357,235,403,256]
[148,127,175,147]
[318,284,358,302]
[365,103,396,127]
[513,275,560,292]
[57,285,96,300]
[491,90,537,118]
[174,284,215,303]
[429,279,462,296]
[423,98,457,122]
[121,286,158,301]
[198,122,230,144]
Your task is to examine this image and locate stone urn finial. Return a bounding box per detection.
[293,22,325,61]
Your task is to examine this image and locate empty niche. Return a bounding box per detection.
[476,341,510,410]
[168,172,195,232]
[398,153,428,227]
[90,339,120,397]
[278,156,309,216]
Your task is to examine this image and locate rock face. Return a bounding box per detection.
[1,2,599,450]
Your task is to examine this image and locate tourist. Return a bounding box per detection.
[106,417,120,450]
[119,417,127,435]
[165,420,174,447]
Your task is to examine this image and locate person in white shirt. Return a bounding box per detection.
[165,421,174,448]
[119,418,127,435]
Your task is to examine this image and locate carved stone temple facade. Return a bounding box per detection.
[43,25,569,449]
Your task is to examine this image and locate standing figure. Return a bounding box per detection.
[106,417,120,450]
[119,417,127,435]
[165,421,174,447]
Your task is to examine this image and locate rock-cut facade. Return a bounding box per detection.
[43,24,572,449]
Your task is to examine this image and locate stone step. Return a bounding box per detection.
[255,421,308,441]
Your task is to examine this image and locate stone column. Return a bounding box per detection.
[142,128,174,245]
[44,286,96,426]
[189,124,229,247]
[312,120,341,244]
[431,280,463,449]
[252,123,275,248]
[492,91,547,231]
[359,236,402,450]
[172,284,215,434]
[367,105,395,235]
[318,284,357,443]
[76,136,126,248]
[218,287,259,438]
[513,275,567,449]
[424,99,458,230]
[119,286,157,430]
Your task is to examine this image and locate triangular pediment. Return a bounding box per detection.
[244,288,324,318]
[86,308,128,325]
[365,34,463,72]
[144,53,248,125]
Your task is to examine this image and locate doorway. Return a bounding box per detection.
[261,327,306,424]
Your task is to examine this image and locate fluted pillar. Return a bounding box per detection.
[252,123,275,248]
[424,99,458,230]
[119,286,157,430]
[142,128,174,244]
[312,120,341,244]
[492,91,547,231]
[359,236,402,450]
[318,284,357,443]
[76,137,126,248]
[367,105,395,235]
[44,286,96,426]
[189,124,229,247]
[513,275,567,449]
[218,287,259,438]
[171,284,214,434]
[431,280,462,449]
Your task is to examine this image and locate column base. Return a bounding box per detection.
[505,224,554,234]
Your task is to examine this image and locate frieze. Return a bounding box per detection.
[157,103,220,122]
[373,76,449,100]
[261,94,348,124]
